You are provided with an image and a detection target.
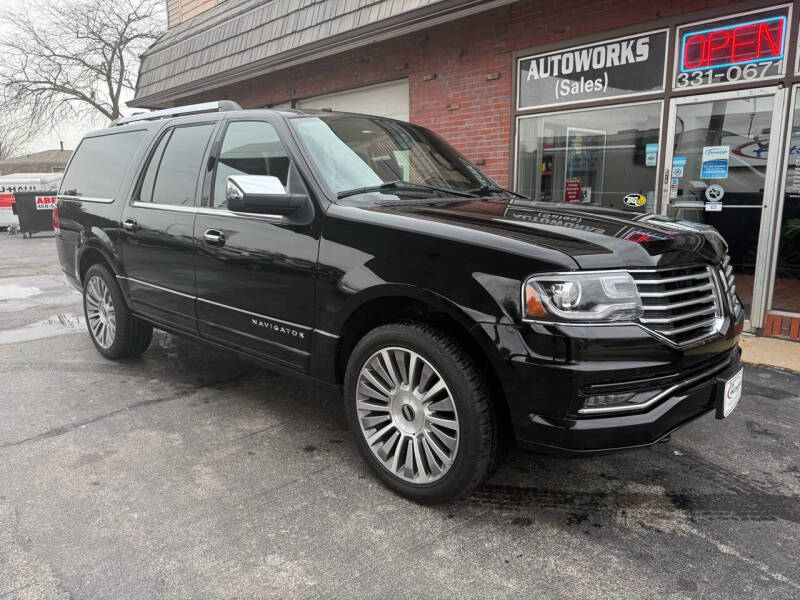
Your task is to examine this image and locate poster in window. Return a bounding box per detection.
[565,128,606,204]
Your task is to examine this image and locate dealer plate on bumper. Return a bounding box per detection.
[716,367,744,419]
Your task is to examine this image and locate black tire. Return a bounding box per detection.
[344,322,500,504]
[82,264,153,359]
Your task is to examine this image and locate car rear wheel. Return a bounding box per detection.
[344,322,499,504]
[83,264,153,359]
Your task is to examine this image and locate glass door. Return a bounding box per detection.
[661,86,788,328]
[768,85,800,316]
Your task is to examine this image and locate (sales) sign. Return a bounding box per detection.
[35,196,57,210]
[517,30,667,109]
[0,193,14,209]
[675,7,789,89]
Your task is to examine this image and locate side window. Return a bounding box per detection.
[137,130,171,204]
[138,123,215,206]
[60,130,145,199]
[212,121,290,208]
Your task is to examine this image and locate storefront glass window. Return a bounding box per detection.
[772,92,800,314]
[516,102,662,212]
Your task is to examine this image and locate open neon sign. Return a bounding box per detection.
[680,16,786,72]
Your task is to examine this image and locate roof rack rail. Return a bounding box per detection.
[110,100,242,127]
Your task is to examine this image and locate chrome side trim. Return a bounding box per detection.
[196,207,284,223]
[131,201,198,213]
[116,275,196,300]
[578,356,732,415]
[58,195,114,204]
[116,279,332,337]
[313,328,340,339]
[197,297,310,331]
[117,278,337,338]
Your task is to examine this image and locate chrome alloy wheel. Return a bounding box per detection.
[85,275,116,349]
[356,347,460,484]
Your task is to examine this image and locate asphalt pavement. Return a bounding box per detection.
[1,233,798,599]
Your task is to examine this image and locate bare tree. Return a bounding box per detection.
[0,117,28,160]
[0,0,165,128]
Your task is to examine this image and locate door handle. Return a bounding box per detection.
[203,229,225,246]
[122,218,138,232]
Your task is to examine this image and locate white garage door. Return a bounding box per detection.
[282,79,409,121]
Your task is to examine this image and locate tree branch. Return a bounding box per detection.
[0,0,165,129]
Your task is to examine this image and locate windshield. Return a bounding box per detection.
[291,115,497,199]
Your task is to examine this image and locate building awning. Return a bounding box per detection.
[131,0,516,108]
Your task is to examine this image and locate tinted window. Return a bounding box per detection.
[147,124,215,206]
[212,121,290,208]
[59,131,145,199]
[138,130,171,204]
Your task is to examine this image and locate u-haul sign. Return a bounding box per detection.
[35,196,57,210]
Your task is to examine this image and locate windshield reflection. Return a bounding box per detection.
[292,115,496,199]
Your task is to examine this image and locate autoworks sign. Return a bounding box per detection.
[517,30,668,109]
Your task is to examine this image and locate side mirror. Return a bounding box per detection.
[226,175,306,215]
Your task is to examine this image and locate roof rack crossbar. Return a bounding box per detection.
[110,100,242,127]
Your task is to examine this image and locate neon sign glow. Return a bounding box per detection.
[680,16,786,72]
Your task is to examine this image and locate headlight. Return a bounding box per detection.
[523,272,643,322]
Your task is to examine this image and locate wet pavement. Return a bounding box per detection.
[0,234,799,599]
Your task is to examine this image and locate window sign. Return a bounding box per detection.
[517,31,667,110]
[645,143,658,166]
[675,6,790,89]
[700,146,730,179]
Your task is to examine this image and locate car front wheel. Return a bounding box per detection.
[344,322,499,504]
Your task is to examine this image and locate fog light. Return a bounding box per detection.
[579,389,664,414]
[582,393,636,409]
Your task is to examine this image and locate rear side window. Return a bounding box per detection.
[138,123,215,206]
[59,130,145,199]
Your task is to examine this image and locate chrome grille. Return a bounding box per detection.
[718,254,741,313]
[632,265,723,346]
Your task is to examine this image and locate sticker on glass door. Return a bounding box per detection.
[701,146,730,178]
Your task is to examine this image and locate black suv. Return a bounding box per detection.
[55,102,744,503]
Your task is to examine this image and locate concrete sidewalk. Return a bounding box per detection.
[741,335,800,373]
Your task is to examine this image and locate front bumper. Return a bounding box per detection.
[475,312,743,455]
[521,345,740,454]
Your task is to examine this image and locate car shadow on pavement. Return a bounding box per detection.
[126,331,800,532]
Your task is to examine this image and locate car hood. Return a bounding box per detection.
[354,197,728,269]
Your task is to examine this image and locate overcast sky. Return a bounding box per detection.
[0,0,151,154]
[0,0,92,153]
[27,93,136,152]
[29,122,87,153]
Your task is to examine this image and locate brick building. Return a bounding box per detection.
[131,0,800,340]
